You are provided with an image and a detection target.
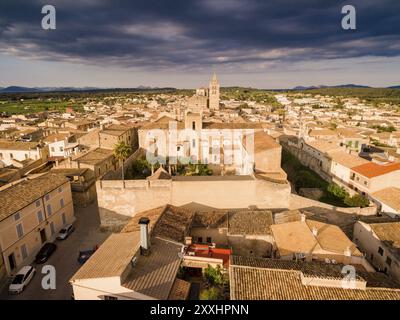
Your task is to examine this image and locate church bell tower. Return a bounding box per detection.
[208,72,220,110]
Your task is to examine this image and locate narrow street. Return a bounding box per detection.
[0,201,111,300]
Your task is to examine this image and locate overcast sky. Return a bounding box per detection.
[0,0,399,89]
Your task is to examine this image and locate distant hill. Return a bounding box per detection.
[293,84,371,90]
[0,86,41,93]
[388,85,400,89]
[0,86,176,93]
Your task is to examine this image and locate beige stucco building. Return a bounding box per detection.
[353,221,400,283]
[0,173,75,280]
[57,148,117,179]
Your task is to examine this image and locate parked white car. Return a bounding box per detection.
[57,224,75,240]
[9,266,36,294]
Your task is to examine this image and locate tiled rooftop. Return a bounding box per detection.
[0,173,69,222]
[271,220,361,257]
[70,232,140,281]
[371,188,400,212]
[369,222,400,259]
[228,210,274,235]
[0,140,40,150]
[168,278,191,300]
[121,205,194,243]
[122,237,182,299]
[230,266,400,300]
[74,148,114,165]
[351,162,400,178]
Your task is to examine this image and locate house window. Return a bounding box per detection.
[60,147,64,152]
[37,210,44,223]
[58,186,63,193]
[206,237,212,243]
[50,222,55,236]
[192,139,196,148]
[25,154,28,159]
[386,257,392,267]
[36,200,41,207]
[14,212,21,221]
[21,244,28,260]
[16,223,24,239]
[47,204,52,215]
[10,153,13,159]
[192,121,196,130]
[198,237,203,243]
[62,213,67,225]
[378,247,384,256]
[60,198,65,208]
[51,147,55,152]
[45,194,50,201]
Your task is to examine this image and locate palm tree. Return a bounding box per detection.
[113,141,132,181]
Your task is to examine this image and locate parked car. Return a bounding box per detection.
[57,224,75,240]
[77,246,98,264]
[9,266,36,294]
[35,243,57,264]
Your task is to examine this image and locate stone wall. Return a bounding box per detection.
[289,194,377,216]
[72,183,97,208]
[282,142,332,182]
[96,176,291,229]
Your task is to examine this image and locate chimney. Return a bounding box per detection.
[312,226,318,237]
[138,217,150,255]
[185,237,192,246]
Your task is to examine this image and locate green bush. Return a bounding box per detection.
[344,194,370,208]
[295,170,327,189]
[200,287,221,300]
[186,163,213,176]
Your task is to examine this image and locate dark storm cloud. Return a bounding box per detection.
[0,0,399,71]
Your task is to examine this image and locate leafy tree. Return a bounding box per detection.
[131,159,160,178]
[327,184,348,199]
[113,141,132,181]
[203,265,224,286]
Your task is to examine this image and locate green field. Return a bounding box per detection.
[0,99,84,115]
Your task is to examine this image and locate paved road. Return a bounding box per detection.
[0,201,111,300]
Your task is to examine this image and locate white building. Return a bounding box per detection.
[0,141,48,167]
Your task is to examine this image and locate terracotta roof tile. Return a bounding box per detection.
[351,162,400,178]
